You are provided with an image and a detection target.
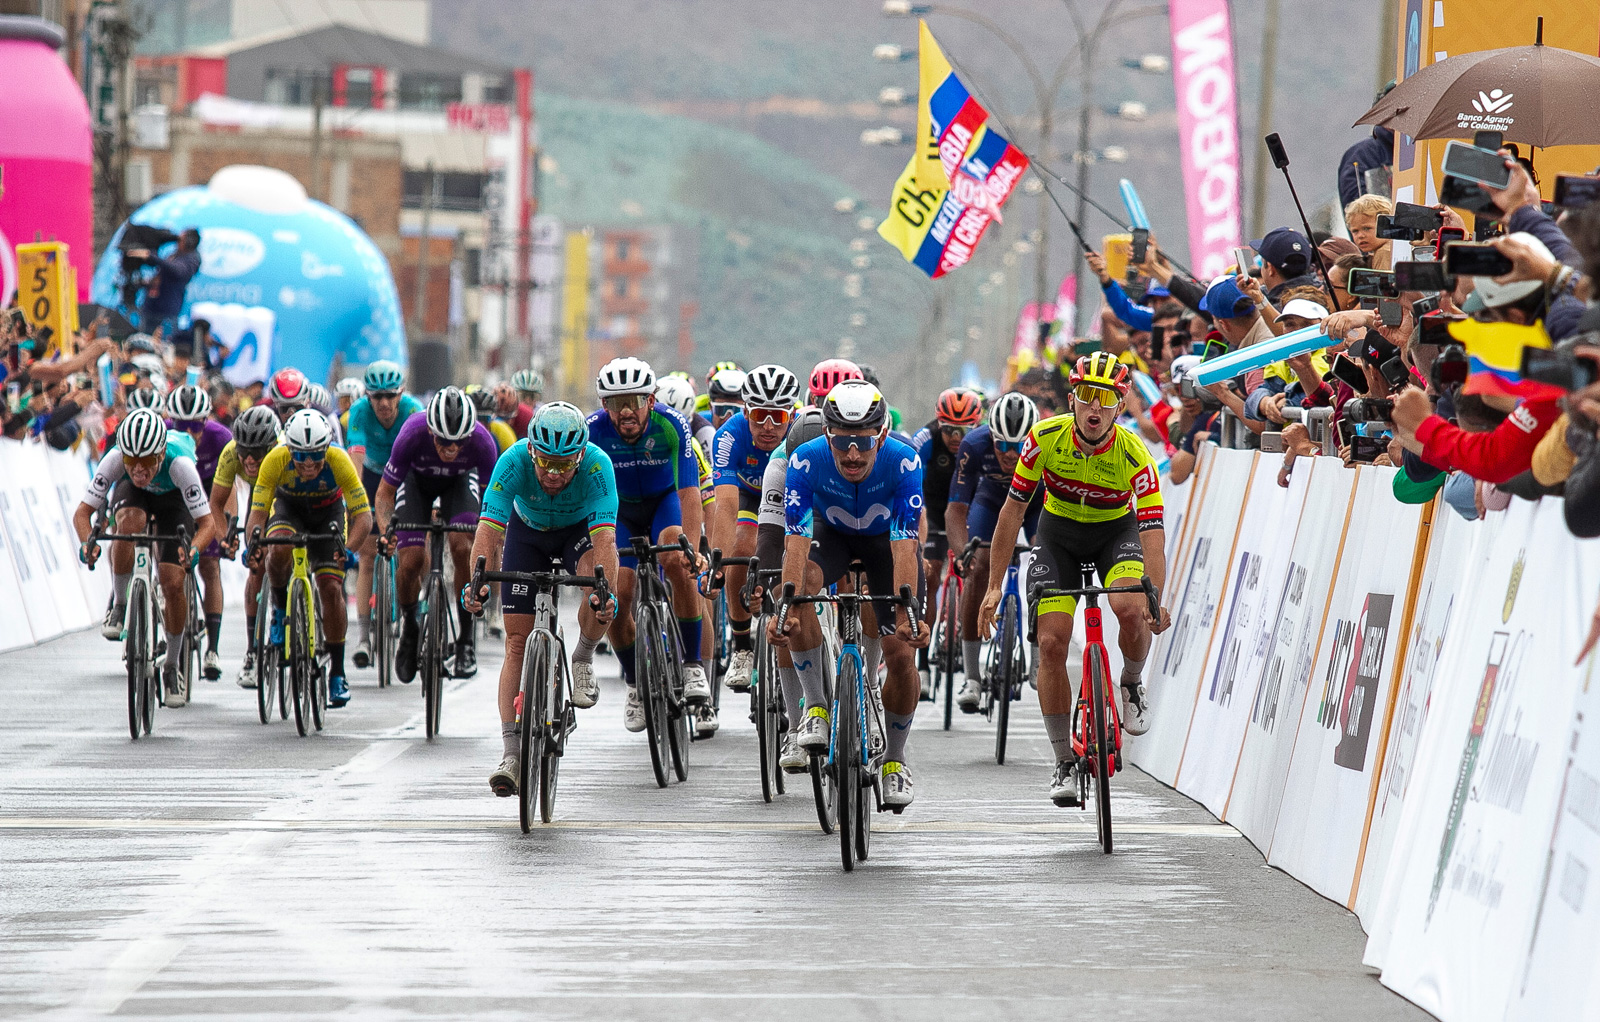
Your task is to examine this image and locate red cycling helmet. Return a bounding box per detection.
[267,367,309,407]
[808,358,863,402]
[935,387,984,427]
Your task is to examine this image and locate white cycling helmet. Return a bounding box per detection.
[125,387,163,411]
[117,407,168,459]
[742,364,800,409]
[283,408,333,453]
[654,376,698,419]
[596,356,656,398]
[988,392,1039,444]
[707,368,748,402]
[336,377,366,400]
[821,379,887,431]
[165,383,212,422]
[303,382,332,413]
[426,386,477,441]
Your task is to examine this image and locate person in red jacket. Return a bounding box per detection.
[1391,382,1560,485]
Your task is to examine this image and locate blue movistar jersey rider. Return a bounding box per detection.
[784,434,923,540]
[480,440,618,535]
[345,394,425,473]
[585,405,699,501]
[712,411,777,493]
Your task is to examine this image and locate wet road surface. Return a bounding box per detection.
[0,614,1428,1020]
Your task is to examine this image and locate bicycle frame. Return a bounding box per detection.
[252,525,331,736]
[89,518,189,739]
[629,534,696,785]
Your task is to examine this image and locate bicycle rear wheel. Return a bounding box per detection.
[638,605,672,788]
[291,586,313,737]
[517,632,544,833]
[183,574,201,705]
[422,576,444,739]
[540,642,566,823]
[255,589,274,724]
[995,597,1018,766]
[375,553,394,688]
[664,625,690,782]
[755,626,777,803]
[835,652,860,871]
[1087,644,1113,854]
[125,589,147,741]
[939,578,959,730]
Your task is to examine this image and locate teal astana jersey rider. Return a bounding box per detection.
[480,440,618,535]
[584,405,699,502]
[345,395,425,473]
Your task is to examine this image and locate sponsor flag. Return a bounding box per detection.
[1169,0,1242,279]
[915,20,989,191]
[1448,318,1565,400]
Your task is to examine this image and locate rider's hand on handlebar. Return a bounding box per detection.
[766,609,799,648]
[976,588,1001,639]
[589,588,617,626]
[896,614,930,649]
[1148,604,1172,635]
[461,582,489,615]
[79,541,99,568]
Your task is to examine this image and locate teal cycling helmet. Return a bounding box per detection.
[529,401,588,458]
[363,359,405,394]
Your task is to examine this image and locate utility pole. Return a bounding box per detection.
[308,81,324,202]
[412,161,436,336]
[1249,0,1282,240]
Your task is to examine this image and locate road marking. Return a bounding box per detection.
[0,816,1239,837]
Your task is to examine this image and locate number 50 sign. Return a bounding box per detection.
[15,241,77,356]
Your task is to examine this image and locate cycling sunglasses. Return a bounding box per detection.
[827,430,880,453]
[603,394,650,413]
[238,446,273,463]
[747,406,791,427]
[291,449,326,464]
[711,402,742,420]
[535,452,580,473]
[1073,384,1122,408]
[995,439,1024,454]
[123,453,161,472]
[368,390,401,401]
[939,423,973,438]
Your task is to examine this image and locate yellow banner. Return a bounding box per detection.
[16,242,74,356]
[560,232,590,405]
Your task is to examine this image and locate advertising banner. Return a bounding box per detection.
[1224,459,1358,847]
[1168,0,1242,279]
[1176,457,1311,814]
[7,442,91,633]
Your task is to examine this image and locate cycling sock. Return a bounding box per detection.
[1120,655,1146,687]
[501,719,518,759]
[616,642,636,686]
[571,633,599,664]
[205,613,222,654]
[457,603,474,642]
[731,617,752,652]
[328,641,345,679]
[885,710,914,763]
[1043,713,1076,763]
[792,643,828,711]
[677,615,702,661]
[862,634,882,682]
[358,606,371,644]
[112,572,131,608]
[164,628,184,667]
[963,640,984,681]
[779,663,804,721]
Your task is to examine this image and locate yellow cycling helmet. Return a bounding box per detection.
[1068,350,1131,396]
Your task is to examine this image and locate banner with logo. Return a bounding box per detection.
[1175,456,1311,814]
[1224,458,1359,848]
[1267,467,1424,903]
[1128,445,1254,785]
[1168,0,1242,280]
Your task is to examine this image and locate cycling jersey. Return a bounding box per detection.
[212,439,262,490]
[689,411,715,457]
[83,432,210,518]
[912,420,960,530]
[345,395,424,472]
[487,418,517,453]
[381,414,499,487]
[1008,416,1163,530]
[168,418,232,484]
[712,412,778,494]
[250,444,370,516]
[480,440,618,536]
[507,402,534,440]
[693,436,714,509]
[585,406,698,503]
[784,435,922,541]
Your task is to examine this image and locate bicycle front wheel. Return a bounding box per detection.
[755,625,776,803]
[375,553,394,688]
[638,605,671,788]
[1087,644,1113,854]
[540,641,566,824]
[422,576,444,739]
[290,585,313,737]
[255,589,274,724]
[125,589,147,741]
[940,578,959,730]
[835,652,860,872]
[995,597,1019,766]
[520,632,549,831]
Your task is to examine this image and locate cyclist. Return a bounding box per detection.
[754,404,828,772]
[209,405,280,687]
[73,408,220,707]
[948,392,1043,711]
[710,364,800,693]
[705,368,747,429]
[694,360,741,416]
[345,361,425,669]
[806,358,861,407]
[976,352,1172,807]
[245,410,373,707]
[165,384,234,681]
[655,375,713,453]
[464,402,620,796]
[769,380,929,809]
[335,377,365,417]
[465,384,518,453]
[126,387,163,412]
[510,369,543,413]
[262,368,344,447]
[587,356,711,731]
[492,381,534,440]
[375,386,499,682]
[914,387,984,694]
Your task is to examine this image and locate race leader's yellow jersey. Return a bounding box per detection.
[1008,415,1164,530]
[250,444,370,516]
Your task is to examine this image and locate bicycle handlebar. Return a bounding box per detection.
[466,555,611,616]
[773,581,918,637]
[1029,577,1160,621]
[630,533,695,561]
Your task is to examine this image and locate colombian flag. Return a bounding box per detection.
[1448,318,1565,401]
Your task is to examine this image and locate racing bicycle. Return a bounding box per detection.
[252,524,338,737]
[708,552,786,802]
[630,535,697,787]
[970,540,1030,765]
[394,513,479,740]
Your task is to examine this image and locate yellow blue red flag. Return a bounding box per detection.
[1447,317,1564,401]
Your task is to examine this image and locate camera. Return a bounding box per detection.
[1343,396,1394,423]
[1430,343,1469,392]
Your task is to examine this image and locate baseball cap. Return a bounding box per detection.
[1202,277,1256,319]
[1471,233,1552,308]
[1169,354,1202,382]
[1249,227,1312,275]
[1279,298,1330,322]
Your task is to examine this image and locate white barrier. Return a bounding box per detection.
[1132,443,1600,1020]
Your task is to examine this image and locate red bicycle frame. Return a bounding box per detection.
[1072,602,1123,777]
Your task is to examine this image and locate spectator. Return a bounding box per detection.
[1201,276,1271,349]
[1326,252,1370,311]
[125,227,201,337]
[1166,355,1219,484]
[1344,194,1395,271]
[1337,85,1396,207]
[1250,227,1321,303]
[1465,233,1585,341]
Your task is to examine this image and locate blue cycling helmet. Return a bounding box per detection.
[529,401,588,458]
[363,359,405,394]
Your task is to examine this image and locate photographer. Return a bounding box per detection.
[126,227,201,338]
[1252,228,1323,303]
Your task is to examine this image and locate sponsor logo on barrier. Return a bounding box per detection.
[1252,562,1308,734]
[1317,593,1392,771]
[1503,548,1525,623]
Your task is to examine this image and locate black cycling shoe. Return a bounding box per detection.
[452,639,477,678]
[396,625,419,683]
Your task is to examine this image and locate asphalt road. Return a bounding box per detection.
[0,611,1429,1021]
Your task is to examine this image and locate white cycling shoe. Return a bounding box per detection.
[779,731,809,773]
[570,660,599,708]
[724,649,754,692]
[956,677,983,712]
[237,650,258,689]
[695,705,720,737]
[489,756,518,797]
[796,706,831,752]
[102,601,125,641]
[682,663,711,703]
[1120,681,1151,736]
[623,686,647,732]
[1050,760,1082,807]
[881,761,914,809]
